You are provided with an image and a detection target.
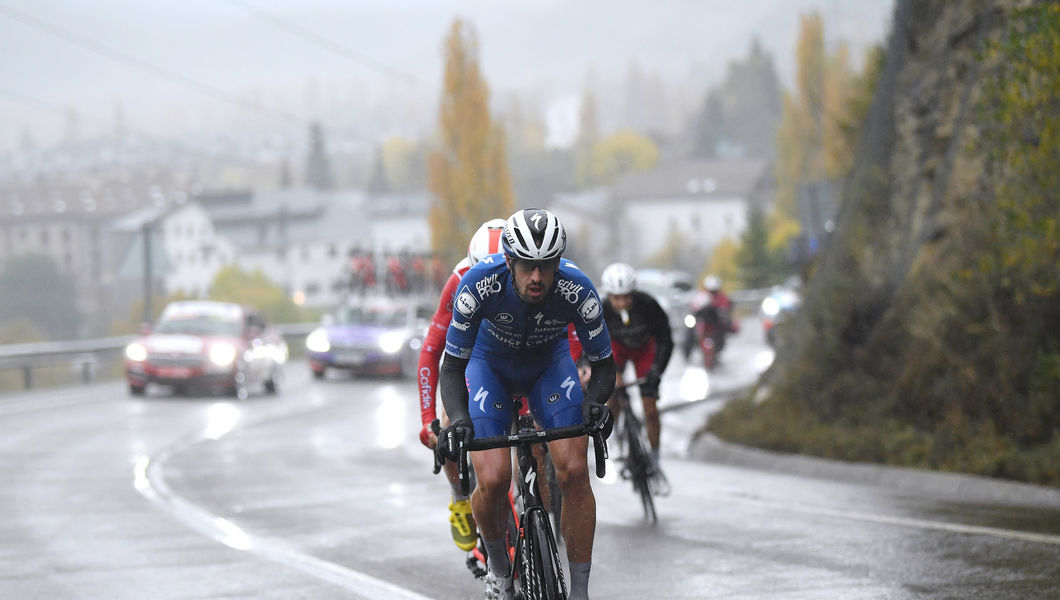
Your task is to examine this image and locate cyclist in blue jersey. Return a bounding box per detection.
[437,208,617,600]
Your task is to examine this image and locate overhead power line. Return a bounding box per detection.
[225,0,423,87]
[0,4,308,130]
[0,86,255,165]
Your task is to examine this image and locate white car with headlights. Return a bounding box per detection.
[124,301,287,399]
[306,298,430,380]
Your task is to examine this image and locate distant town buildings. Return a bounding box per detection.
[1,153,772,337]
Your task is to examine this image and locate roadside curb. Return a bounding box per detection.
[688,431,1060,509]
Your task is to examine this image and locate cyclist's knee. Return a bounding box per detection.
[553,455,590,491]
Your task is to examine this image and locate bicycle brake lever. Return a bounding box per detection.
[592,431,608,478]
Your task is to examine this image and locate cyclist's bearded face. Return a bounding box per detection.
[507,256,560,304]
[608,293,633,312]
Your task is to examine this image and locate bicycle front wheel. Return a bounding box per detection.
[625,415,657,523]
[521,507,567,600]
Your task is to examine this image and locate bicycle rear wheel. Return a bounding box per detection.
[520,507,567,600]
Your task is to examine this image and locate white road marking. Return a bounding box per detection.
[133,396,434,600]
[722,492,1060,547]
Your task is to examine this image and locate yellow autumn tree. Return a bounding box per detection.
[428,19,515,266]
[775,12,880,226]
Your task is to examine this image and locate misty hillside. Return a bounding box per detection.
[709,0,1060,486]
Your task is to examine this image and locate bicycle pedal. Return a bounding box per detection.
[466,555,487,579]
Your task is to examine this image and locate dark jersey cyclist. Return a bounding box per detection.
[599,262,674,466]
[437,208,616,600]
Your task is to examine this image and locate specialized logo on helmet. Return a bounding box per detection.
[556,280,584,304]
[475,273,502,298]
[579,293,602,322]
[456,286,478,317]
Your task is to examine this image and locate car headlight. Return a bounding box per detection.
[209,342,237,366]
[378,331,407,354]
[306,328,331,353]
[761,297,780,316]
[125,342,147,362]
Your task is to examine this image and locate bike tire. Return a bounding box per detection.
[521,507,567,600]
[624,410,658,523]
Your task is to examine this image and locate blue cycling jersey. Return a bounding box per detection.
[443,253,614,437]
[444,253,613,363]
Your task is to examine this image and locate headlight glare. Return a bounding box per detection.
[125,343,147,362]
[379,331,406,354]
[306,329,330,353]
[209,342,237,366]
[762,297,780,316]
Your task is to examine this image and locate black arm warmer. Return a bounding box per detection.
[584,355,616,406]
[439,353,471,425]
[649,300,674,375]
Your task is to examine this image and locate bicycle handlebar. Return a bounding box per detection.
[432,420,610,494]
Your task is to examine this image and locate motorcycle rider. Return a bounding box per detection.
[692,274,737,362]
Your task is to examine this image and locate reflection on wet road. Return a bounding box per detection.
[1,321,1058,599]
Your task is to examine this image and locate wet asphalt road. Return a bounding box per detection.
[2,321,1059,599]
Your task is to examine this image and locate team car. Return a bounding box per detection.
[124,301,288,399]
[306,298,430,379]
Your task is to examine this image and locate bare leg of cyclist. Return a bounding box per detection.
[549,435,595,600]
[532,443,553,516]
[470,447,514,577]
[641,394,661,462]
[434,409,477,551]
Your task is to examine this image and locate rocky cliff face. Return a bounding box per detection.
[761,0,1060,479]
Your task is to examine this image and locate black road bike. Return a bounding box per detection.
[436,415,609,600]
[613,379,670,523]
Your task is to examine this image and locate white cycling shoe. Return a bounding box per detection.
[484,570,514,600]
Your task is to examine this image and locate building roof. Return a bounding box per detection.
[610,158,770,200]
[205,188,374,250]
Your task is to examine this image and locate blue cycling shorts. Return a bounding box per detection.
[464,343,585,438]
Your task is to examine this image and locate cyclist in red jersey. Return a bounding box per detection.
[417,219,506,551]
[599,262,673,467]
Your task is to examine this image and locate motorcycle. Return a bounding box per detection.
[688,305,735,370]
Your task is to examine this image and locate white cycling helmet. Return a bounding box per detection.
[467,218,506,265]
[703,274,722,291]
[501,208,566,260]
[600,262,637,295]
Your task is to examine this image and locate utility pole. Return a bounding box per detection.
[142,220,152,324]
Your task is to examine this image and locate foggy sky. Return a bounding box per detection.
[0,0,893,152]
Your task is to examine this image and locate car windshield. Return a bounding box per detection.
[334,306,405,327]
[154,316,243,336]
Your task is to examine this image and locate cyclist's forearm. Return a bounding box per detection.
[653,334,674,375]
[585,355,616,406]
[439,352,471,424]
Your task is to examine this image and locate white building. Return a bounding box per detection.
[551,158,773,277]
[109,200,236,299]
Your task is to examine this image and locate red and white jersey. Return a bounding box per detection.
[417,257,473,432]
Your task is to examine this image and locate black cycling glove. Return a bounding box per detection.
[641,367,662,398]
[582,401,614,440]
[435,419,474,465]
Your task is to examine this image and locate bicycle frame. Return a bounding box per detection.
[446,420,608,600]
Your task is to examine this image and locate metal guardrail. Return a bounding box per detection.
[0,323,318,391]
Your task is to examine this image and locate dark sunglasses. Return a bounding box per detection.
[510,256,561,272]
